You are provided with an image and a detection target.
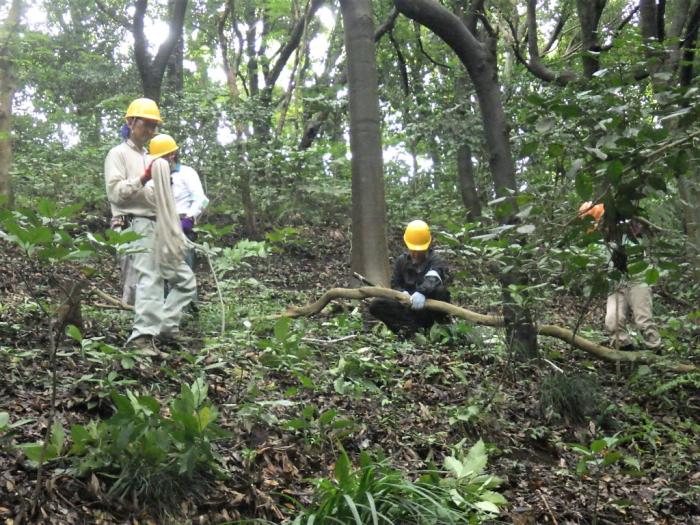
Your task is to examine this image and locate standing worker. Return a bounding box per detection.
[149,134,209,272]
[104,98,196,353]
[579,202,662,352]
[369,220,451,339]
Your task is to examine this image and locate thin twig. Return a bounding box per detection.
[20,263,65,517]
[206,252,226,336]
[352,271,376,287]
[542,358,564,374]
[88,286,133,310]
[538,489,558,525]
[89,302,128,310]
[301,334,358,345]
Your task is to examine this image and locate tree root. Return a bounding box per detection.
[261,286,697,373]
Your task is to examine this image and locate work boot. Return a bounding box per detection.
[126,335,161,357]
[602,339,634,351]
[157,332,188,350]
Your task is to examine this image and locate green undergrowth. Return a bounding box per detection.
[3,242,699,523]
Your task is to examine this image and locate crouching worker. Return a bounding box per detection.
[369,220,451,339]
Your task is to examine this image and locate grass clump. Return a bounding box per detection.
[540,372,600,425]
[293,439,505,524]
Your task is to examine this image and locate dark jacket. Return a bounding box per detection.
[390,249,449,297]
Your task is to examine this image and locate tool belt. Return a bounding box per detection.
[110,214,156,231]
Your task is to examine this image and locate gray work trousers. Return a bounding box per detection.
[120,254,137,306]
[126,217,196,342]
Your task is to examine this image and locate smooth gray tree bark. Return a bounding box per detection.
[340,0,390,287]
[0,0,23,205]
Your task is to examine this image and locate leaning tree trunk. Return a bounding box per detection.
[340,0,391,287]
[0,0,23,206]
[395,0,538,358]
[454,75,481,220]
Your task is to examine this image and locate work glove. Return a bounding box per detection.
[141,158,157,184]
[180,216,194,232]
[410,291,426,310]
[110,216,126,232]
[400,290,410,299]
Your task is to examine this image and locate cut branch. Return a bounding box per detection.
[260,286,696,373]
[88,286,133,311]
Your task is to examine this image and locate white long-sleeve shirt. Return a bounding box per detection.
[171,164,209,219]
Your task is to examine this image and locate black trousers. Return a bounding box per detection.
[369,288,451,338]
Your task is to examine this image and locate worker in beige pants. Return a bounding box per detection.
[105,98,195,353]
[605,282,662,351]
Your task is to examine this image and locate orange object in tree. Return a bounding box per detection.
[579,201,605,223]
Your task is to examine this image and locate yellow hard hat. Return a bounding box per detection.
[125,98,162,122]
[404,220,431,251]
[149,134,178,158]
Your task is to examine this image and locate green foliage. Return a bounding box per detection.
[213,239,268,277]
[329,354,384,397]
[18,420,66,464]
[293,440,505,524]
[67,325,140,372]
[570,434,641,478]
[0,412,33,451]
[258,317,312,372]
[284,404,355,447]
[67,379,228,510]
[265,226,302,252]
[0,199,89,260]
[651,372,700,397]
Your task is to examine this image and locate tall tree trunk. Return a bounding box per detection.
[576,0,606,78]
[395,0,538,358]
[0,0,23,206]
[455,74,481,219]
[457,142,481,220]
[166,0,185,94]
[340,0,390,287]
[640,0,659,41]
[678,169,700,282]
[678,9,700,280]
[132,0,188,103]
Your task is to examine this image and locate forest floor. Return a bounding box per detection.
[1,222,699,525]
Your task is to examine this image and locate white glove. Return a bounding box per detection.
[410,291,426,310]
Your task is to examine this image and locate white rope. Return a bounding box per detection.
[151,158,190,271]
